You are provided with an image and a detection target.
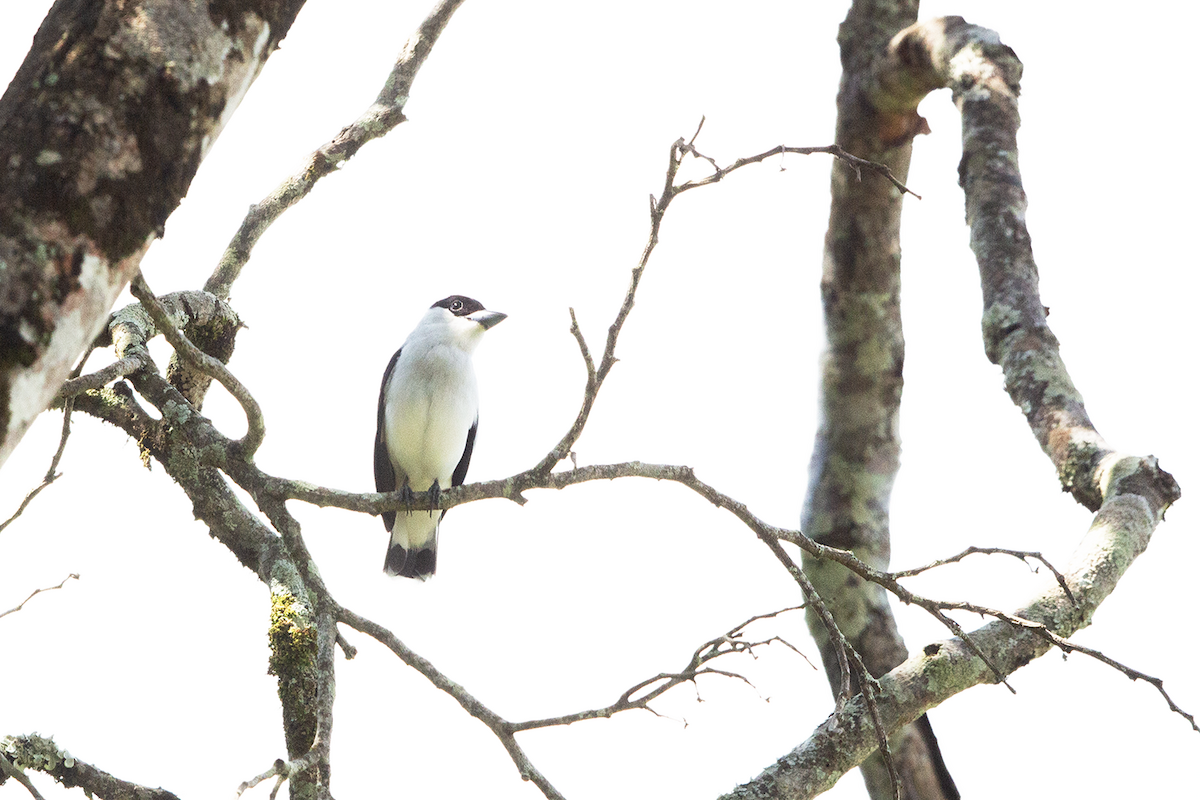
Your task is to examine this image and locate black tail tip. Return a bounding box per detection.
[383,544,436,580]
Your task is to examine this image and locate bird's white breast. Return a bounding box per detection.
[383,338,479,490]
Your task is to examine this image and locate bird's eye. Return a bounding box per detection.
[450,300,463,312]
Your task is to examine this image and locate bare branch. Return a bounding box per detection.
[56,357,150,398]
[237,759,287,798]
[893,545,1077,606]
[253,448,1137,697]
[204,0,467,301]
[722,487,1177,798]
[0,734,180,800]
[567,308,596,390]
[336,606,568,800]
[919,600,1198,733]
[49,88,1182,800]
[0,575,79,621]
[1054,640,1198,733]
[267,451,1190,727]
[677,140,919,199]
[874,18,1181,517]
[510,606,812,732]
[0,399,74,536]
[128,273,265,459]
[752,535,901,797]
[530,128,915,478]
[0,751,46,800]
[0,0,305,470]
[760,536,855,707]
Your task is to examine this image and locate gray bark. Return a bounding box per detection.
[0,0,307,469]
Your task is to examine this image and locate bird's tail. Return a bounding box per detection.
[383,512,439,580]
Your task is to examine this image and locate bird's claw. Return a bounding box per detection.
[399,483,415,514]
[427,479,441,518]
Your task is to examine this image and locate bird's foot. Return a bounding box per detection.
[427,479,441,518]
[399,483,415,514]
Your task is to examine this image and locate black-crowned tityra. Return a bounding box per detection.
[374,295,506,579]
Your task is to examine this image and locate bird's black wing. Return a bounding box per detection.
[447,416,478,519]
[374,346,404,531]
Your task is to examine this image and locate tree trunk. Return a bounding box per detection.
[0,0,307,469]
[802,1,958,797]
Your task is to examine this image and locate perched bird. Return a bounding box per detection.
[374,295,506,579]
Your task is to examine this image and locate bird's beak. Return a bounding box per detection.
[470,310,507,330]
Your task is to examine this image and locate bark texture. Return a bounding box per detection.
[0,0,306,470]
[801,1,956,797]
[731,14,1180,798]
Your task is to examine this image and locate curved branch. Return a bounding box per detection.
[127,275,264,459]
[876,17,1180,515]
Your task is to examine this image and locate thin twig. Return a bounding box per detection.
[927,600,1198,733]
[0,574,79,621]
[0,399,75,535]
[530,128,915,479]
[760,536,855,708]
[509,606,812,731]
[676,138,919,199]
[1055,639,1198,733]
[893,545,1076,606]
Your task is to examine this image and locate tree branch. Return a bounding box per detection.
[721,485,1175,799]
[891,545,1076,606]
[52,86,1182,800]
[0,399,74,535]
[204,0,467,301]
[0,0,309,469]
[0,574,78,621]
[509,606,812,731]
[875,16,1180,516]
[128,274,265,459]
[335,606,568,800]
[717,16,1185,797]
[0,752,45,800]
[0,734,180,800]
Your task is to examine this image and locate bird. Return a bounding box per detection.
[374,295,506,579]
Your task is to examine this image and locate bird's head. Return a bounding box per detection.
[424,295,506,351]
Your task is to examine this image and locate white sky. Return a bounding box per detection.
[2,2,1198,799]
